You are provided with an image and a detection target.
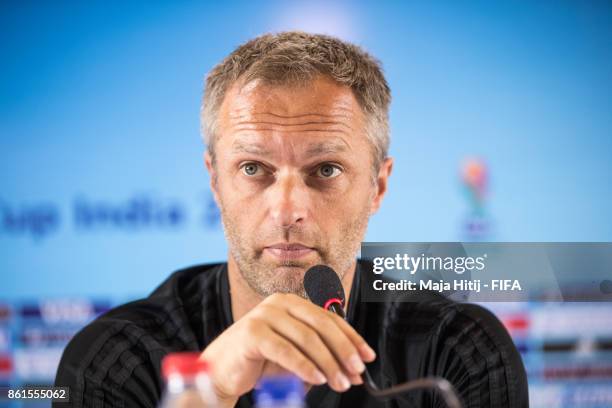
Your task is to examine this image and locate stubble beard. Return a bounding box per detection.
[220,204,371,299]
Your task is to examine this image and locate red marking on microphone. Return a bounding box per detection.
[324,298,343,311]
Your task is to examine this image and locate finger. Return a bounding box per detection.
[279,295,375,361]
[348,373,363,385]
[261,309,352,392]
[327,312,377,362]
[260,362,292,379]
[265,295,374,365]
[284,302,368,376]
[254,325,327,387]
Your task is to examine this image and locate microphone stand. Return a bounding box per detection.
[327,303,462,408]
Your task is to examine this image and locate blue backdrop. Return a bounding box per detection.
[2,0,611,299]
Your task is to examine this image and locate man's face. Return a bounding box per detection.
[206,76,391,298]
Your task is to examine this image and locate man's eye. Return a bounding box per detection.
[316,164,342,178]
[241,163,262,176]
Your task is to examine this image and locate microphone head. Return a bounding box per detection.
[303,265,345,308]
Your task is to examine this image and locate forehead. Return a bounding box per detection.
[215,76,369,154]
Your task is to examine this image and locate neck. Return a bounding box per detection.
[227,255,357,322]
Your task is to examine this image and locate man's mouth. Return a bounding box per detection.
[263,243,315,261]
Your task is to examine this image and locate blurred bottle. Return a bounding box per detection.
[159,352,216,408]
[254,375,306,408]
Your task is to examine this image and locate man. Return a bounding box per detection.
[55,32,528,407]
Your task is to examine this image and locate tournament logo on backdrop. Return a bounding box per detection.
[460,157,491,240]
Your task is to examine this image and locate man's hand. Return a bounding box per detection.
[200,293,376,407]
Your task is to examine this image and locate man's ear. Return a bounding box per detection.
[204,150,221,207]
[370,157,393,214]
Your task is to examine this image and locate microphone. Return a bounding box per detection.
[303,264,346,319]
[303,265,462,408]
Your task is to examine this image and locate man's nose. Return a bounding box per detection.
[267,171,309,228]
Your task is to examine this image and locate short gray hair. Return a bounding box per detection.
[201,31,391,170]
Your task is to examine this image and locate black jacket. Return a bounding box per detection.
[54,261,529,407]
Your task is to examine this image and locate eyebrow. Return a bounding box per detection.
[305,140,350,156]
[231,139,351,158]
[231,141,271,155]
